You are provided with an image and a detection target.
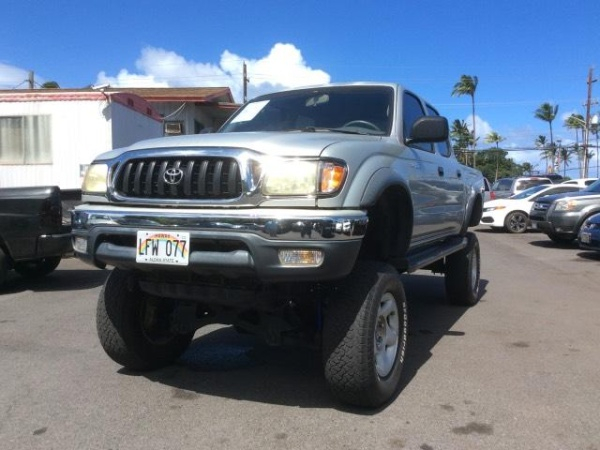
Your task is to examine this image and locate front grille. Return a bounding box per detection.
[114,157,243,199]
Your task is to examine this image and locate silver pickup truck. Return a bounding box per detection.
[72,82,484,407]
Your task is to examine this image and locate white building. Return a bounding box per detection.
[0,87,238,189]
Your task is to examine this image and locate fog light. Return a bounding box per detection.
[278,249,324,267]
[73,237,88,254]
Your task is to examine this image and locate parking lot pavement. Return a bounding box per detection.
[1,231,599,450]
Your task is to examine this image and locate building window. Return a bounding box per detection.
[0,115,52,164]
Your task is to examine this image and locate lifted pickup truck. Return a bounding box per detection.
[72,82,485,407]
[0,186,80,287]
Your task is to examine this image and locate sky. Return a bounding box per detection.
[2,0,600,177]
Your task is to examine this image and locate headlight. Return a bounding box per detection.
[483,205,505,212]
[554,200,582,212]
[82,163,108,194]
[262,159,346,196]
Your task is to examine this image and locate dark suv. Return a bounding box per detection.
[530,179,600,243]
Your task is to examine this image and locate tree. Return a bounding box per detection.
[484,131,505,181]
[535,135,552,173]
[450,119,474,165]
[534,103,559,171]
[452,75,479,148]
[41,81,60,89]
[521,162,533,175]
[558,145,574,177]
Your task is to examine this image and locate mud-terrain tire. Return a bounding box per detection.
[97,268,194,371]
[14,256,62,278]
[323,261,407,408]
[445,232,481,306]
[504,211,528,234]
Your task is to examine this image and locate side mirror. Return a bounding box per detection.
[406,116,449,144]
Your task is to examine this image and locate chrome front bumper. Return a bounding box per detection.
[71,205,368,282]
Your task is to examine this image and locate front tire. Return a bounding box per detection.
[97,268,194,371]
[504,211,528,234]
[445,232,481,306]
[323,262,407,408]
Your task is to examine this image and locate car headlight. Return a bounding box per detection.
[262,160,346,196]
[82,163,109,194]
[483,205,506,212]
[554,200,582,212]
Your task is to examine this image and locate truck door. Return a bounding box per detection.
[425,104,465,235]
[402,92,450,241]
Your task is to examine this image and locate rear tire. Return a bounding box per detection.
[445,232,481,306]
[323,261,407,408]
[97,268,194,371]
[14,256,61,278]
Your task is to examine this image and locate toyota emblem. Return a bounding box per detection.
[164,168,184,185]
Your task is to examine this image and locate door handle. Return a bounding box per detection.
[438,166,445,176]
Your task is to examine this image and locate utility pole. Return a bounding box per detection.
[583,67,597,178]
[28,71,35,89]
[242,62,249,103]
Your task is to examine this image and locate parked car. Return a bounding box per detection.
[480,183,581,233]
[489,176,554,200]
[560,178,598,187]
[530,179,600,243]
[0,186,81,287]
[578,212,600,252]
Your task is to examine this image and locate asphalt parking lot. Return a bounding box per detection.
[1,227,599,450]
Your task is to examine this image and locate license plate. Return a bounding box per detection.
[136,230,190,266]
[580,231,591,244]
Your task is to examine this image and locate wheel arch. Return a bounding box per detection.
[358,176,413,261]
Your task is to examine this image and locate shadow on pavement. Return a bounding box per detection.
[0,260,108,294]
[136,272,487,412]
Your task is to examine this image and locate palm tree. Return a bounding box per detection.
[534,103,559,171]
[485,131,505,181]
[452,75,479,148]
[535,135,552,173]
[450,119,474,165]
[485,131,505,149]
[564,114,585,176]
[558,145,574,177]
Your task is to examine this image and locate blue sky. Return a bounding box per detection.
[1,0,599,176]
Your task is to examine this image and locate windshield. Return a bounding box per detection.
[220,86,394,136]
[511,184,551,199]
[583,178,600,193]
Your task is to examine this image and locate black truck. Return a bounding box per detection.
[0,186,80,287]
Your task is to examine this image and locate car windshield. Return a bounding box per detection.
[511,184,551,199]
[582,178,600,193]
[219,86,394,136]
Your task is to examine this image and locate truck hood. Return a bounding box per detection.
[94,131,383,161]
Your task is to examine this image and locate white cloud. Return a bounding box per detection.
[0,62,32,89]
[95,43,331,103]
